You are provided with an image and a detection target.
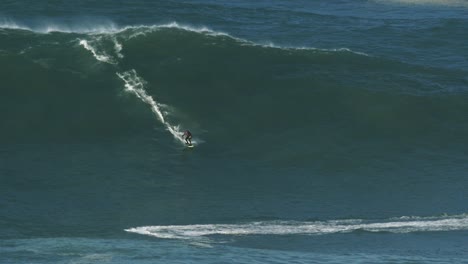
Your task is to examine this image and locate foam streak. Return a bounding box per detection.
[113,37,124,58]
[79,36,188,145]
[125,214,468,240]
[116,70,185,144]
[79,39,115,64]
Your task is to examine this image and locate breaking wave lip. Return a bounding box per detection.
[0,19,368,56]
[118,22,370,56]
[0,18,28,31]
[125,214,468,240]
[0,19,226,34]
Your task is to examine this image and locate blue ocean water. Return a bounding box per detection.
[1,0,468,263]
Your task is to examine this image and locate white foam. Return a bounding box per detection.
[0,18,221,35]
[79,39,116,64]
[125,214,468,240]
[153,22,227,36]
[116,70,186,144]
[41,23,119,34]
[113,38,124,58]
[113,22,231,41]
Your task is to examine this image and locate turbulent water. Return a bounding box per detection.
[1,1,468,263]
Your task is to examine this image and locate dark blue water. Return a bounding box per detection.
[1,1,468,263]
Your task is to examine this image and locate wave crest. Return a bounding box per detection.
[0,19,367,56]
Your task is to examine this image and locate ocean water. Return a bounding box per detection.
[1,0,468,263]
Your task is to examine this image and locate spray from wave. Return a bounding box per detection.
[0,16,119,33]
[0,18,368,56]
[125,214,468,240]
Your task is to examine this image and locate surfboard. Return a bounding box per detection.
[186,144,194,148]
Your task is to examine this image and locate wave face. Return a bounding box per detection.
[2,22,467,219]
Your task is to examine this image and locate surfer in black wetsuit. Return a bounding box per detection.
[183,130,192,145]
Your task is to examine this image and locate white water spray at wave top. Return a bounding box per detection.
[0,17,119,33]
[116,70,186,144]
[0,18,369,57]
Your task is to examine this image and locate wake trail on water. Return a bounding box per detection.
[78,37,187,145]
[116,70,185,144]
[125,214,468,241]
[79,39,116,64]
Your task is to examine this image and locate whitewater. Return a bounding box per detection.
[126,214,468,240]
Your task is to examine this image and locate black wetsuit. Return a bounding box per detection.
[185,131,192,145]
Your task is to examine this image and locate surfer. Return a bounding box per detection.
[183,130,192,145]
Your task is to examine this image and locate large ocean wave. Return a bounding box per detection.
[1,22,467,150]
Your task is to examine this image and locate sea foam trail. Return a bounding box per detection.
[116,70,185,144]
[79,39,116,64]
[79,37,187,145]
[125,214,468,240]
